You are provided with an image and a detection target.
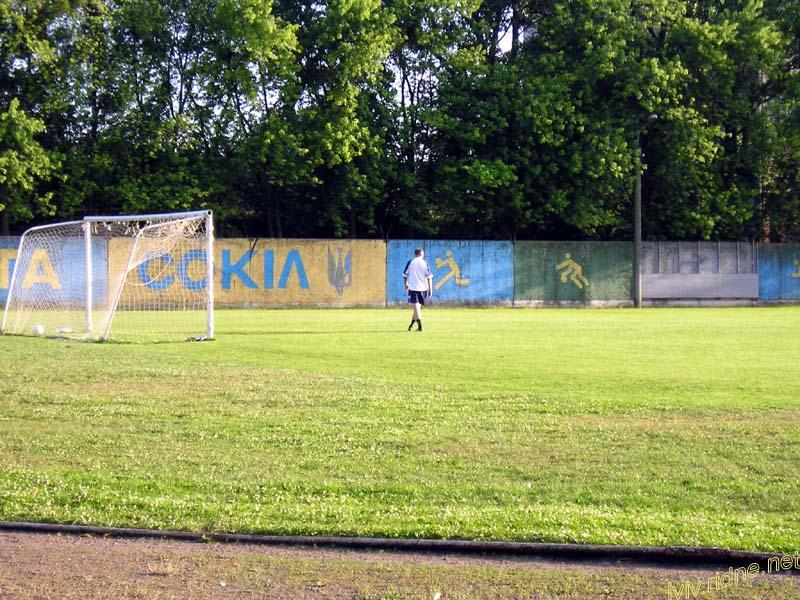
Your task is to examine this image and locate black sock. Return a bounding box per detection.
[417,319,423,330]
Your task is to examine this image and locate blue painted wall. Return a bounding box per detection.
[0,237,20,306]
[759,244,800,301]
[0,237,109,306]
[387,240,514,304]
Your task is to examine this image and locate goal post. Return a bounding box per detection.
[1,210,214,342]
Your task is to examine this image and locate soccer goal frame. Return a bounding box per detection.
[1,210,214,342]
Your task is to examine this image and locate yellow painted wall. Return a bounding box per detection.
[217,239,386,306]
[108,238,387,307]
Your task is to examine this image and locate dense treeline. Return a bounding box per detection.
[1,0,798,240]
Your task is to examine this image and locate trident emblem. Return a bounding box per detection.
[327,247,352,295]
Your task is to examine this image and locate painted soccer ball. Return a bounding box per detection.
[32,324,45,335]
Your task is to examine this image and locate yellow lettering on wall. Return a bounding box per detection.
[22,249,61,290]
[0,250,13,288]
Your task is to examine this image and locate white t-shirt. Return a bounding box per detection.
[403,256,432,292]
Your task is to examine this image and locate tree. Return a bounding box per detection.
[653,0,789,240]
[0,0,68,232]
[759,0,800,240]
[0,98,60,234]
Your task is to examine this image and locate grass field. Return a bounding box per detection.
[0,307,798,553]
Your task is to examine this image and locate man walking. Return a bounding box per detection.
[403,248,433,332]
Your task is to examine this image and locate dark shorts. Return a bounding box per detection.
[408,290,427,305]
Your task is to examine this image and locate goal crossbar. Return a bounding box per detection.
[84,210,212,223]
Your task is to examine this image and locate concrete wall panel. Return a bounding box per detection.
[387,240,513,304]
[759,244,800,301]
[644,274,758,299]
[514,242,632,304]
[698,244,719,274]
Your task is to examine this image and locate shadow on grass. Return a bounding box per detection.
[223,329,409,336]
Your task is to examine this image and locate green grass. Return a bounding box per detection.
[1,307,799,552]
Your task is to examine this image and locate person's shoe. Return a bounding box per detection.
[408,321,415,331]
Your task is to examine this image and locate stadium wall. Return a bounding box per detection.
[641,241,759,304]
[758,244,800,302]
[214,239,387,307]
[387,240,514,305]
[6,237,109,307]
[0,237,18,307]
[514,241,632,306]
[2,237,800,308]
[106,238,387,307]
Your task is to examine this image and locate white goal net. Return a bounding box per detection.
[1,211,214,342]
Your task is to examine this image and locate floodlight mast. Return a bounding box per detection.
[633,113,658,308]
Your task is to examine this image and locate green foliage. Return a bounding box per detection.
[649,0,790,240]
[0,98,60,231]
[0,0,798,239]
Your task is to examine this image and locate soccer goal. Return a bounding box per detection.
[1,210,214,342]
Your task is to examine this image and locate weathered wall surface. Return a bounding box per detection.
[759,244,800,302]
[2,237,108,307]
[387,241,514,305]
[0,237,19,306]
[3,236,800,308]
[213,239,387,306]
[642,241,758,300]
[514,242,632,305]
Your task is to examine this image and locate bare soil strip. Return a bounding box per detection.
[1,531,798,599]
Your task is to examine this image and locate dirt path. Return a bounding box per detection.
[0,531,798,599]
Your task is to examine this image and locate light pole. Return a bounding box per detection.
[633,113,657,308]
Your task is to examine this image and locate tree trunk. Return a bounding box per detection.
[90,87,99,144]
[275,197,283,239]
[266,201,275,238]
[260,172,275,239]
[489,8,501,64]
[762,213,771,243]
[511,1,521,60]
